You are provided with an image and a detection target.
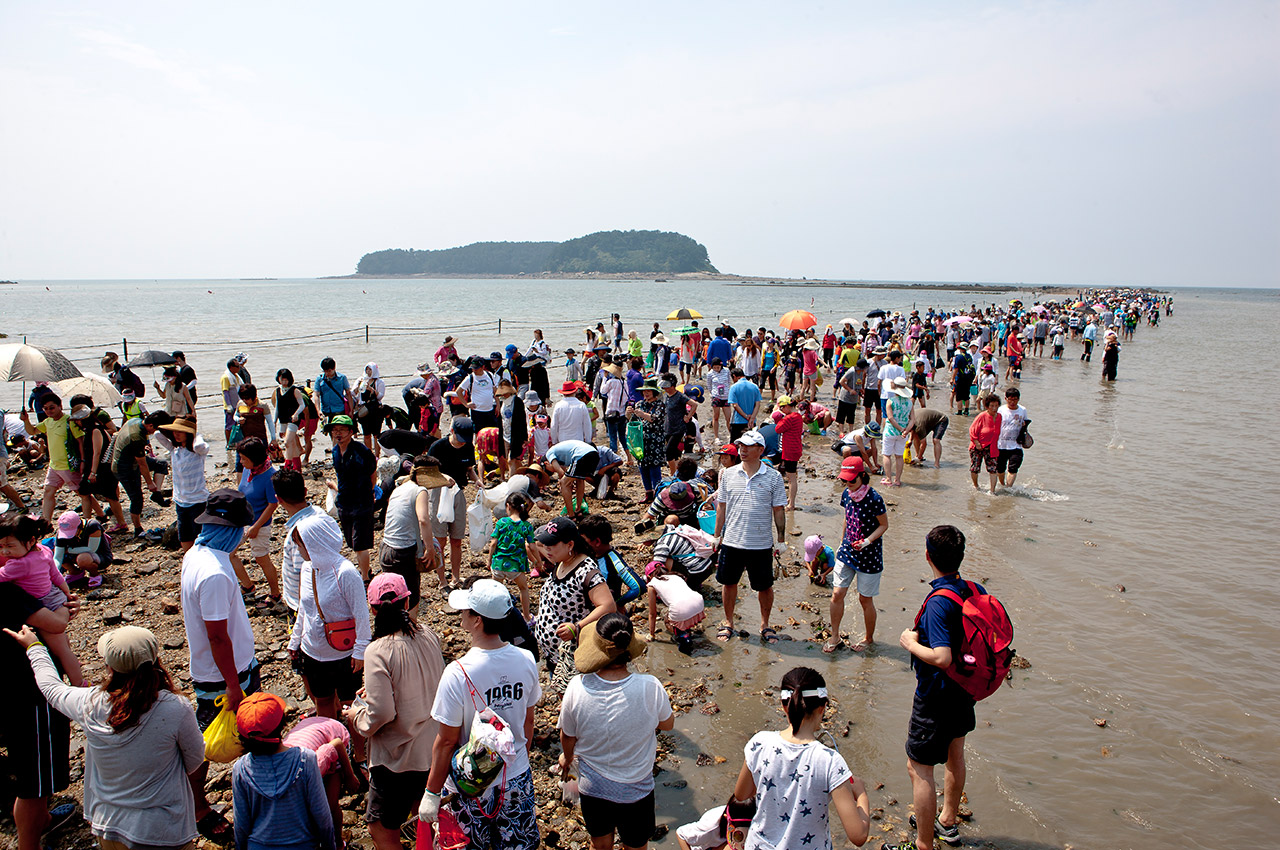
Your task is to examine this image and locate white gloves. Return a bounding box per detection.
[418,789,441,824]
[774,541,789,555]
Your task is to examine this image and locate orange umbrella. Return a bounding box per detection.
[779,309,817,330]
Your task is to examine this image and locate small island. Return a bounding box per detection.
[354,229,718,276]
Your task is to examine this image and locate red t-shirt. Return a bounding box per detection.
[775,412,805,461]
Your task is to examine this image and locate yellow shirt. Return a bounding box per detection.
[36,415,83,471]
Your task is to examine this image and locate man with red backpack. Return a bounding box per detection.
[888,524,1013,850]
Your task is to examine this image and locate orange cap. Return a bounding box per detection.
[236,692,288,742]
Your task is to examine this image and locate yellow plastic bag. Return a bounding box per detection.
[903,440,914,464]
[203,695,244,763]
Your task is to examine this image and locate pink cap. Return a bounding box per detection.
[56,510,82,539]
[644,559,666,579]
[803,535,824,562]
[367,572,410,606]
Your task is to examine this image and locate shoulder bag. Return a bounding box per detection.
[311,565,357,652]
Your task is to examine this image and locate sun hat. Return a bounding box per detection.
[159,417,197,435]
[776,395,794,407]
[236,692,288,743]
[640,380,660,394]
[889,377,912,398]
[980,346,993,355]
[69,404,92,420]
[494,383,516,398]
[658,481,696,511]
[417,362,432,374]
[515,462,550,484]
[443,336,456,345]
[651,333,668,345]
[574,620,648,674]
[197,488,254,528]
[56,510,81,538]
[981,364,994,372]
[602,363,622,378]
[593,342,611,352]
[804,339,821,351]
[324,414,356,434]
[560,381,579,395]
[410,456,451,489]
[524,392,542,407]
[863,421,882,438]
[872,346,887,356]
[368,572,411,607]
[535,516,579,546]
[838,455,866,481]
[447,578,514,618]
[735,429,766,447]
[98,626,160,674]
[803,535,825,562]
[967,341,980,349]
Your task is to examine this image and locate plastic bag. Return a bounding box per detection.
[450,707,516,796]
[436,484,459,524]
[324,488,338,519]
[202,695,243,763]
[626,420,644,460]
[467,492,492,554]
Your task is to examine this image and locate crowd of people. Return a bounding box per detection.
[0,289,1170,850]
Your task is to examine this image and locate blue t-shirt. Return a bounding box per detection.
[706,337,732,366]
[914,574,986,702]
[727,379,762,425]
[314,373,350,415]
[238,466,278,521]
[835,488,886,573]
[545,440,596,467]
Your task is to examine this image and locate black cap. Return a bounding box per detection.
[451,416,474,441]
[197,488,254,528]
[535,517,578,545]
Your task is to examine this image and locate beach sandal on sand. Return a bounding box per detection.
[760,627,779,644]
[716,624,734,642]
[86,575,104,589]
[849,640,869,652]
[822,638,842,653]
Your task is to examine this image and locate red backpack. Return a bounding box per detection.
[914,580,1014,701]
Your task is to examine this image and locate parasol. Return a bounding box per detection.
[666,308,703,320]
[866,309,887,318]
[943,316,974,326]
[779,310,818,330]
[0,343,83,383]
[53,373,122,406]
[671,326,699,336]
[838,318,858,327]
[128,349,178,368]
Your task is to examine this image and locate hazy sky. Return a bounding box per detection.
[1,1,1276,286]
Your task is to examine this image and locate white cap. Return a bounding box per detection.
[735,429,766,447]
[447,579,514,619]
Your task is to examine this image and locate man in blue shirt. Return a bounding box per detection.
[314,357,355,423]
[325,415,375,579]
[894,525,984,850]
[726,368,762,443]
[1080,319,1098,362]
[706,328,733,368]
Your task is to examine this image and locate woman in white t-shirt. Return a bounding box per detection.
[559,612,675,850]
[730,667,871,850]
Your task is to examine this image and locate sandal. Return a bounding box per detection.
[822,638,843,653]
[715,625,734,643]
[44,802,77,834]
[86,575,104,589]
[760,627,779,645]
[197,809,234,844]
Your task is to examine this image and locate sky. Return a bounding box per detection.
[0,1,1277,287]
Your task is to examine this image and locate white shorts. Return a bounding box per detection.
[882,434,907,457]
[244,529,272,559]
[833,559,881,596]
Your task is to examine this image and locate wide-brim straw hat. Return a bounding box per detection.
[515,462,551,484]
[651,333,668,345]
[159,417,198,435]
[574,620,648,674]
[411,462,452,489]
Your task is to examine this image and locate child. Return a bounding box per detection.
[232,692,335,850]
[977,363,999,408]
[52,510,112,589]
[530,412,553,460]
[627,330,643,359]
[564,349,581,383]
[487,492,536,619]
[282,716,361,846]
[804,534,835,587]
[644,559,706,653]
[911,360,930,409]
[0,513,83,685]
[683,385,707,453]
[676,797,758,850]
[1052,326,1066,360]
[578,513,645,606]
[825,456,888,654]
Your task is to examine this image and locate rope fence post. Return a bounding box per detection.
[365,325,369,344]
[122,338,128,360]
[498,318,501,334]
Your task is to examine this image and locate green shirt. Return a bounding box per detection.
[490,516,533,572]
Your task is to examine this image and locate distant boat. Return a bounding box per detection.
[655,278,669,283]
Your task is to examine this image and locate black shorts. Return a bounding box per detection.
[78,466,119,499]
[664,433,684,462]
[358,407,384,436]
[176,501,206,543]
[338,509,375,551]
[931,417,950,440]
[997,448,1024,474]
[862,389,880,409]
[728,422,747,443]
[365,765,430,830]
[712,399,730,408]
[0,693,70,798]
[195,662,262,731]
[781,458,798,473]
[913,387,926,400]
[969,447,997,475]
[301,653,360,701]
[835,400,858,425]
[378,542,421,610]
[905,689,976,766]
[568,450,601,479]
[580,791,655,847]
[716,545,774,592]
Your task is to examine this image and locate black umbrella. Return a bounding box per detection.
[866,309,886,318]
[128,349,178,368]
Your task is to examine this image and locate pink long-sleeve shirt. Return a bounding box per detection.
[0,543,64,598]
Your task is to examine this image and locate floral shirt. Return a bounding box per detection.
[490,517,533,573]
[634,398,666,469]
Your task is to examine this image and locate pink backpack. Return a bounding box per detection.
[914,580,1015,701]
